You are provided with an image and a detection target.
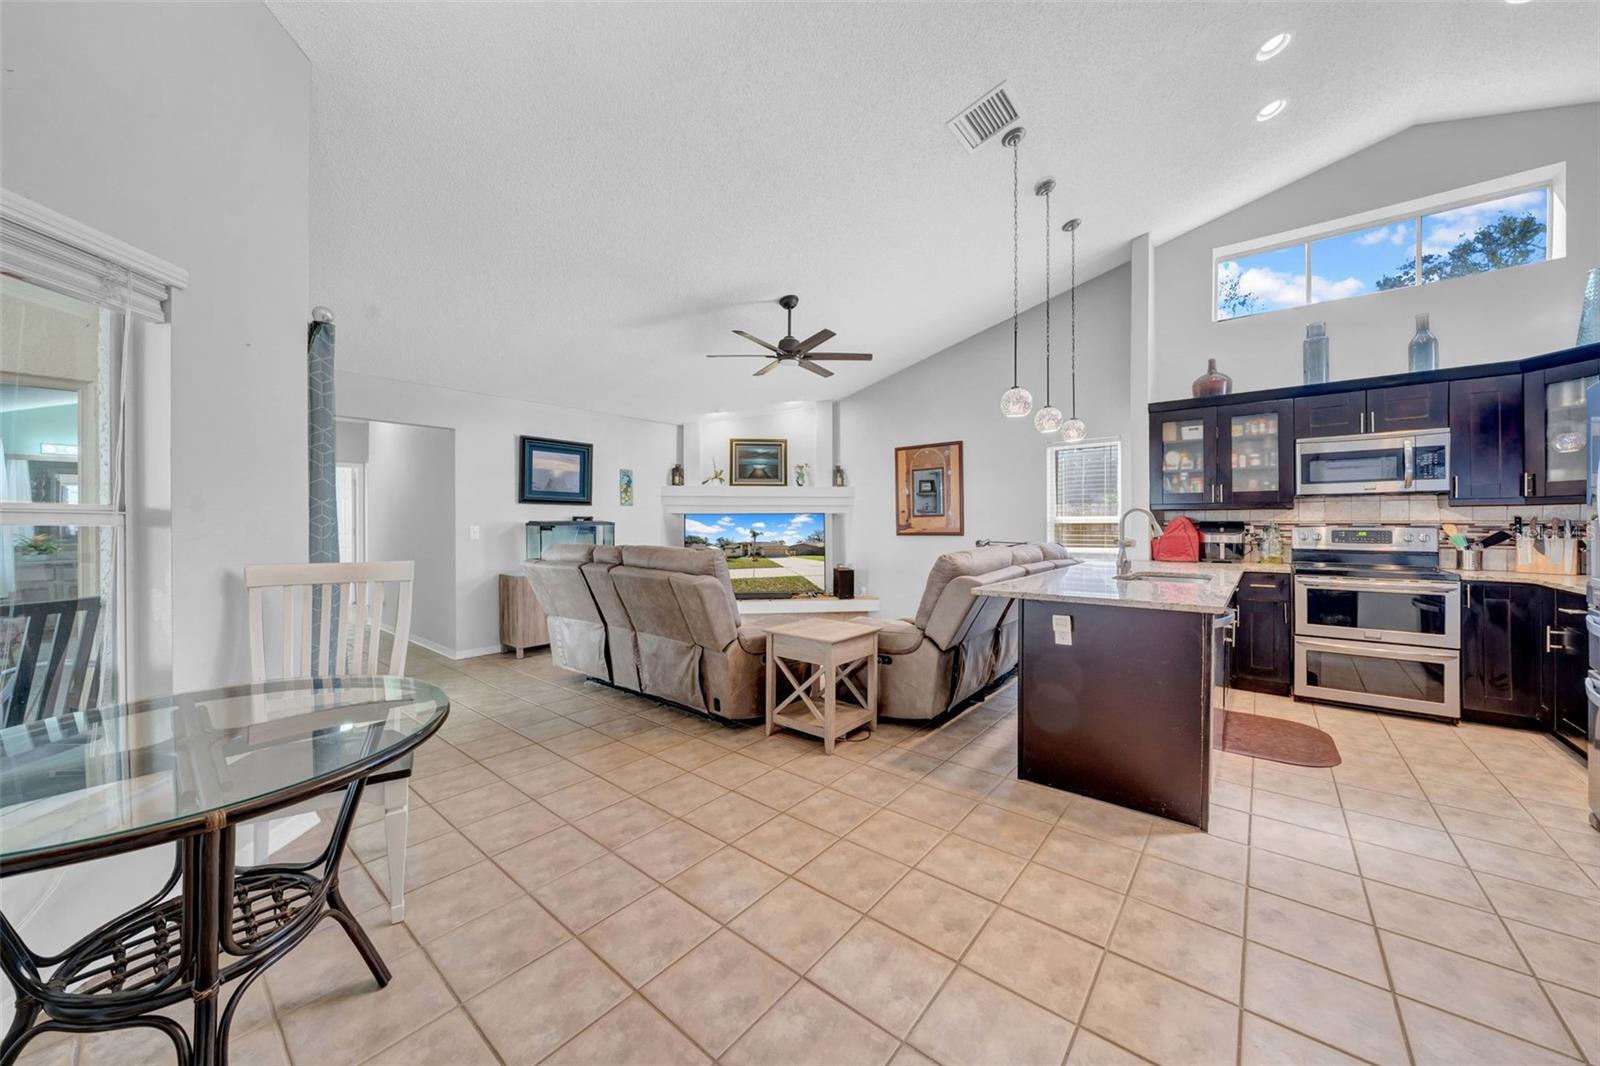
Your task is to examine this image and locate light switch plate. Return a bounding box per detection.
[469,525,481,541]
[1051,614,1072,645]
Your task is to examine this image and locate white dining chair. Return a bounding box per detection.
[243,560,415,921]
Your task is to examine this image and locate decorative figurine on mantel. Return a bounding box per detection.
[1191,358,1232,397]
[832,465,846,487]
[702,464,725,485]
[670,463,685,486]
[795,463,810,487]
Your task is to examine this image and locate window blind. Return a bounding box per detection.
[1050,441,1120,549]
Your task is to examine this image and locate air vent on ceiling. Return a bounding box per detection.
[947,84,1020,152]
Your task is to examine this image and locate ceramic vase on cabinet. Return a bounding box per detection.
[1191,359,1232,397]
[1408,313,1439,372]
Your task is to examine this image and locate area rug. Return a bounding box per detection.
[1223,711,1341,767]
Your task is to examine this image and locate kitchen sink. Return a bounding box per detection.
[1114,572,1214,583]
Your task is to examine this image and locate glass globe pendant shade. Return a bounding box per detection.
[1034,406,1064,433]
[1060,417,1088,442]
[1000,386,1034,418]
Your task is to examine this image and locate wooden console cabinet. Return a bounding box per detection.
[499,571,549,658]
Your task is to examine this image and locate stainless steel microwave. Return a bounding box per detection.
[1295,428,1450,495]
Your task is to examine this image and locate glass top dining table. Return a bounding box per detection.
[0,675,449,872]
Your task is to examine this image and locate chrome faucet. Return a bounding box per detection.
[1115,508,1165,577]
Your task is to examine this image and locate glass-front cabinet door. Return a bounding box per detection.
[1218,400,1292,508]
[1525,361,1599,499]
[1150,408,1217,507]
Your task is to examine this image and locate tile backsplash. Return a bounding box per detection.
[1157,495,1589,572]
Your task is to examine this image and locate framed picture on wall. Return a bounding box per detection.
[895,441,964,536]
[729,438,787,486]
[518,436,593,504]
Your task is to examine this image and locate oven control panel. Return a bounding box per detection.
[1293,525,1436,552]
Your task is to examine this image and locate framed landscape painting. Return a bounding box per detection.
[729,439,787,486]
[895,440,964,535]
[518,436,593,504]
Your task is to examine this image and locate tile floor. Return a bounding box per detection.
[19,645,1600,1066]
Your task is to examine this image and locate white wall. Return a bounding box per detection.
[1153,104,1600,401]
[1,1,312,691]
[0,0,309,1030]
[838,266,1132,619]
[692,403,832,486]
[364,420,456,650]
[336,372,678,655]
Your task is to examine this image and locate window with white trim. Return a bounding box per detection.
[0,193,182,721]
[1215,169,1564,321]
[1048,440,1121,552]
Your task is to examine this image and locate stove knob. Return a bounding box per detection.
[1402,533,1415,543]
[1418,532,1432,543]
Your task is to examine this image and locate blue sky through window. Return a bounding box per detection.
[1216,245,1306,320]
[1310,220,1414,304]
[683,512,823,546]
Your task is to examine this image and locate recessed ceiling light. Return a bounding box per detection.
[1255,32,1292,61]
[1255,98,1289,122]
[1505,0,1532,5]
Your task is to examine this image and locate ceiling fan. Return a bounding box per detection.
[705,295,873,378]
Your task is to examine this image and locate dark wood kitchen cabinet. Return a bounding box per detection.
[1461,580,1551,728]
[1368,382,1449,433]
[1450,374,1525,503]
[1151,401,1292,509]
[1547,591,1589,753]
[1523,359,1600,501]
[1231,572,1292,695]
[1292,383,1447,441]
[1293,390,1366,439]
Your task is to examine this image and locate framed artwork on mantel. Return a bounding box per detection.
[729,438,787,486]
[518,436,593,504]
[895,441,964,536]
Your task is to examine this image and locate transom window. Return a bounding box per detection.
[1048,440,1121,551]
[1215,168,1564,321]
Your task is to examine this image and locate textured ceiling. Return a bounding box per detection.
[268,1,1600,424]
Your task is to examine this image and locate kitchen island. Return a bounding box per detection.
[977,560,1246,829]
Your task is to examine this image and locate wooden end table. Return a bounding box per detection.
[764,619,879,754]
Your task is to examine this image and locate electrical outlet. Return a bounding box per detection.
[468,525,480,541]
[1051,614,1073,646]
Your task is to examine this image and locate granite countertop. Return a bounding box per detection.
[1455,569,1588,594]
[976,559,1245,615]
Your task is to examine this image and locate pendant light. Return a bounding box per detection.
[998,127,1033,418]
[1060,217,1087,442]
[1033,178,1063,433]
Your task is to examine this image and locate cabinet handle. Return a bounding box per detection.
[1359,411,1366,433]
[1557,607,1587,617]
[1283,601,1289,625]
[1369,409,1376,432]
[1523,471,1534,496]
[1546,626,1564,653]
[1248,582,1277,589]
[1465,583,1471,610]
[1452,474,1459,498]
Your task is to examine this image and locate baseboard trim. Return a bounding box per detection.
[379,625,499,662]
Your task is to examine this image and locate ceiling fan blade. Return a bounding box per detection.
[793,329,836,355]
[797,359,834,378]
[803,353,873,361]
[733,330,780,353]
[706,354,771,358]
[754,360,782,377]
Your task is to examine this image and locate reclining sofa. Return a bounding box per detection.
[524,542,1076,723]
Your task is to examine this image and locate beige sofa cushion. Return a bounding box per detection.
[870,618,924,655]
[911,545,1019,630]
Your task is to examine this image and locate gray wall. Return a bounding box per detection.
[1153,104,1600,400]
[1,0,312,690]
[364,420,456,650]
[838,266,1132,619]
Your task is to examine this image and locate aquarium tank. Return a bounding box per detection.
[525,520,615,561]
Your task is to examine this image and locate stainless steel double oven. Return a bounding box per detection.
[1291,524,1462,720]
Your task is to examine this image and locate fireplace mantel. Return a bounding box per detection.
[659,485,854,515]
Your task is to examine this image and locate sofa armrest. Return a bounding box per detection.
[735,624,768,655]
